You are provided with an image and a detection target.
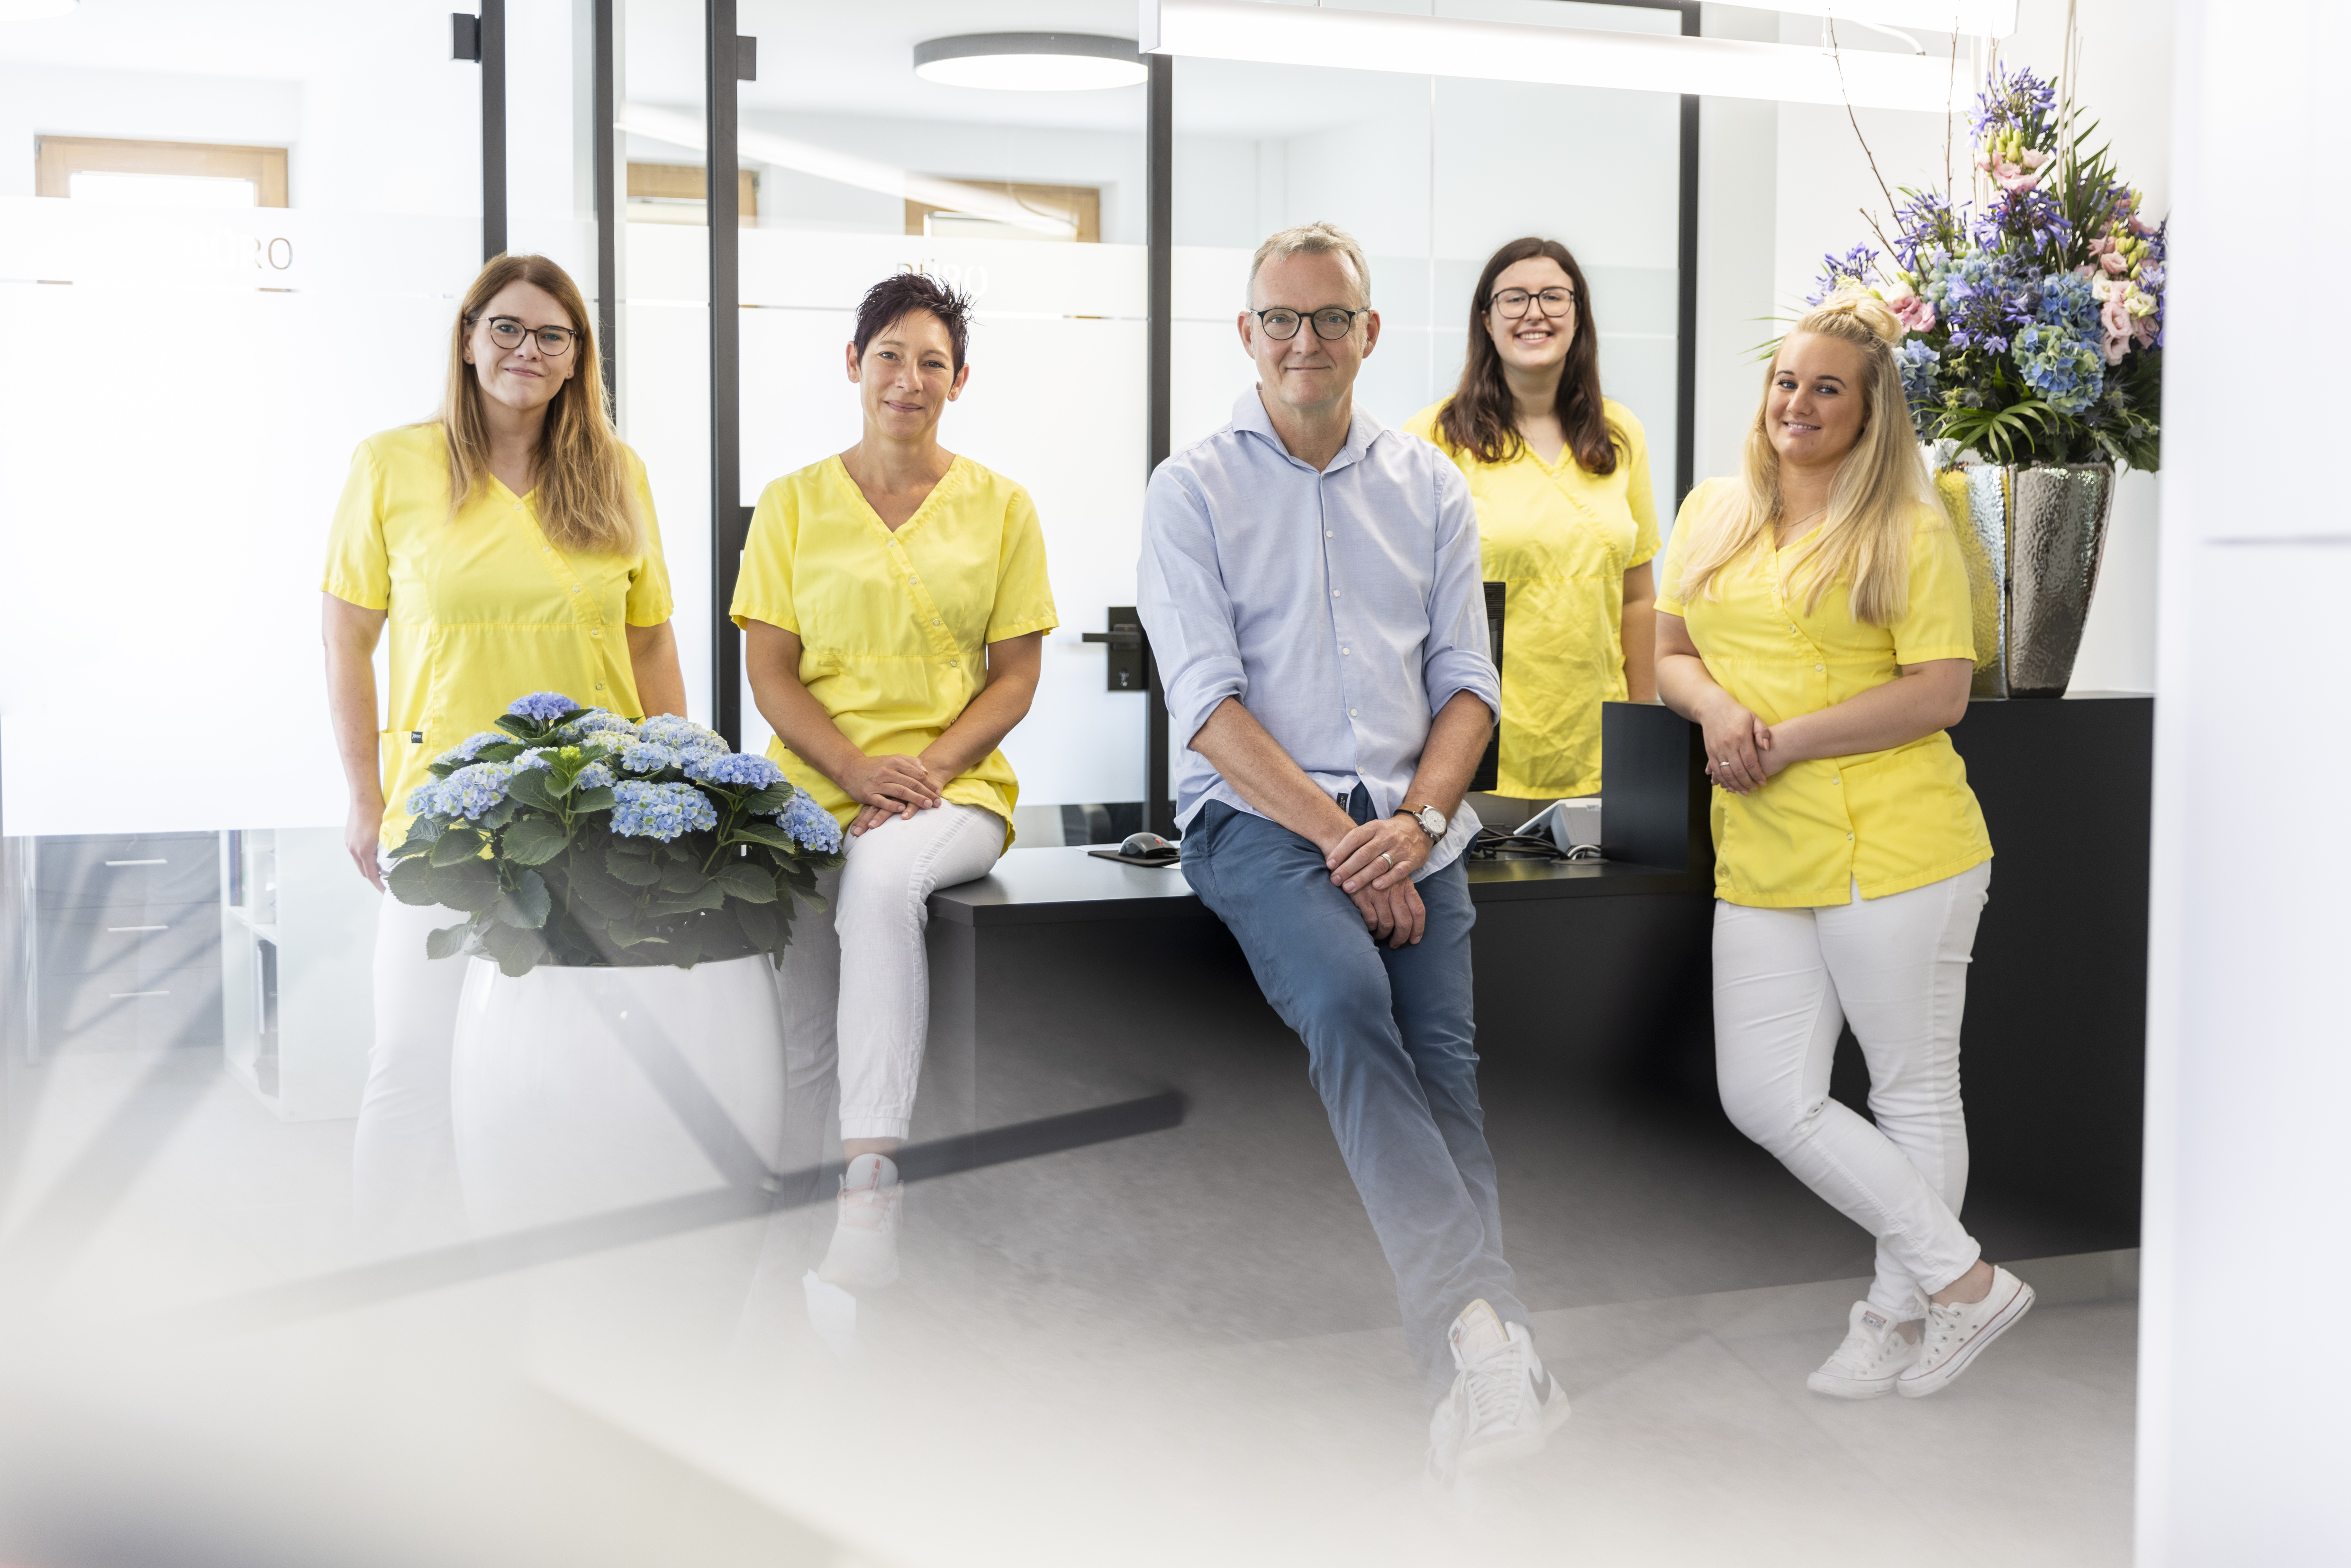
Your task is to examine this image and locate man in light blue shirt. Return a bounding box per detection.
[1138,223,1566,1486]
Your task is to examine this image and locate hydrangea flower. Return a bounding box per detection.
[685,751,788,789]
[507,691,582,723]
[2013,323,2106,415]
[610,780,717,841]
[615,741,685,775]
[638,714,728,754]
[552,709,640,744]
[1896,339,1942,408]
[576,761,616,790]
[417,761,521,820]
[772,790,844,854]
[435,731,511,768]
[513,748,554,771]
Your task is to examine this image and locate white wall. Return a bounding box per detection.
[1692,0,2170,692]
[2138,0,2351,1556]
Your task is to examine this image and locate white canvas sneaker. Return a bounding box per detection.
[1806,1301,1919,1399]
[816,1152,903,1290]
[1425,1300,1570,1490]
[1897,1264,2035,1399]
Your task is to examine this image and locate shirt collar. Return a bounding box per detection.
[1232,385,1385,474]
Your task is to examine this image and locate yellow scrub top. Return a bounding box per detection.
[728,453,1058,846]
[1404,398,1659,799]
[1655,478,1992,908]
[320,423,675,845]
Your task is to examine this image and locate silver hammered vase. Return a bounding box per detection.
[1933,462,2115,699]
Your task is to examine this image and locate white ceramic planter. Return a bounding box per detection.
[450,953,787,1236]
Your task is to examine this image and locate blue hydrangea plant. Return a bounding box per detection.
[386,690,843,975]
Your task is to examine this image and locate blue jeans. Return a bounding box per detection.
[1180,789,1527,1399]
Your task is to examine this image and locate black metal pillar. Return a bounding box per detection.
[591,0,617,400]
[1675,1,1700,505]
[480,0,507,261]
[1143,53,1176,838]
[707,0,745,745]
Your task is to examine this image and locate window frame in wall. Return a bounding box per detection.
[906,181,1100,243]
[35,136,290,206]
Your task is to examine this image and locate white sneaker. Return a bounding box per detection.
[816,1153,902,1290]
[1806,1301,1918,1399]
[1897,1264,2035,1399]
[1425,1300,1570,1489]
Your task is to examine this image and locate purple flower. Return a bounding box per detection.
[507,691,582,723]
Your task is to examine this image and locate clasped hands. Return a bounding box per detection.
[1699,694,1795,796]
[1324,813,1431,948]
[840,752,944,837]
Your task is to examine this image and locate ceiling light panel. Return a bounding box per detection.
[913,32,1149,92]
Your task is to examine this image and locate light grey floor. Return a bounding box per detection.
[0,1039,2137,1568]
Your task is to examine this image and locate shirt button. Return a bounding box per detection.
[1332,589,1341,598]
[595,681,605,689]
[1342,647,1351,655]
[1814,663,1825,671]
[591,629,603,639]
[1326,530,1334,537]
[1847,832,1855,840]
[1349,708,1358,716]
[571,586,581,593]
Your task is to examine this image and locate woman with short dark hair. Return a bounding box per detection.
[1406,237,1658,825]
[733,272,1056,1290]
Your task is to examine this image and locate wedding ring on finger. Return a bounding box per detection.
[1379,851,1394,870]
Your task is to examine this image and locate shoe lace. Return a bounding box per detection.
[1459,1341,1525,1434]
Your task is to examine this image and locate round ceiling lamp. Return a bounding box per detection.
[0,0,79,18]
[912,33,1148,92]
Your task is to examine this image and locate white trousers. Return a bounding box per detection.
[1712,861,1992,1320]
[778,802,1003,1142]
[353,891,472,1251]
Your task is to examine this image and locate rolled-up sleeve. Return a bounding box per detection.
[1137,465,1246,748]
[1420,462,1499,718]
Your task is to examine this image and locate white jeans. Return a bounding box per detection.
[353,889,472,1251]
[778,802,1003,1142]
[1712,861,1992,1320]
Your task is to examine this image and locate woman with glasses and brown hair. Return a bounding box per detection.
[1405,237,1659,826]
[320,253,686,1248]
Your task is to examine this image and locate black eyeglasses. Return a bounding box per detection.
[1250,305,1369,342]
[479,315,581,356]
[1488,287,1575,319]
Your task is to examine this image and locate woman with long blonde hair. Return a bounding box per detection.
[1654,292,2034,1401]
[321,253,686,1248]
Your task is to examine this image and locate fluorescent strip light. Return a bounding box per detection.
[1138,0,1970,113]
[619,102,1077,239]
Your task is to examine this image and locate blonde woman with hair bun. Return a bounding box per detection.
[1653,289,2036,1403]
[320,253,686,1250]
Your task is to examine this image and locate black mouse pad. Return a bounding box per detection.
[1086,847,1181,869]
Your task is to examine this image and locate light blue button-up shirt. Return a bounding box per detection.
[1138,388,1499,879]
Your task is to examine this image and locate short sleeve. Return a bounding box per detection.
[986,486,1059,642]
[1654,481,1721,617]
[729,479,799,634]
[320,440,392,610]
[1612,404,1661,568]
[623,456,675,625]
[1890,509,1977,665]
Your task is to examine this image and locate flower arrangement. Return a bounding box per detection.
[389,691,844,976]
[1815,63,2166,471]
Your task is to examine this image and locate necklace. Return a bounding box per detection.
[1778,505,1826,544]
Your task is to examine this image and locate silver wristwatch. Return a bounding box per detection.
[1405,803,1447,841]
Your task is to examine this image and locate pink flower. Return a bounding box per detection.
[2088,236,2117,257]
[2075,263,2101,281]
[2101,249,2129,275]
[1998,170,2046,193]
[2021,149,2050,170]
[2103,330,2132,366]
[1888,294,1937,334]
[2102,295,2135,335]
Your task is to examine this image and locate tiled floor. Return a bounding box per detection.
[0,1035,2137,1567]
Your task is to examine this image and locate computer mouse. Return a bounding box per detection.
[1119,831,1175,856]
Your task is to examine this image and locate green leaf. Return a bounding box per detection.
[571,786,615,814]
[493,715,541,742]
[734,898,779,951]
[651,881,727,916]
[713,863,777,903]
[606,845,663,885]
[429,828,488,867]
[570,874,637,920]
[386,855,443,907]
[732,821,797,852]
[494,869,552,929]
[605,922,665,948]
[739,784,795,816]
[478,918,546,976]
[503,816,572,866]
[480,798,518,831]
[663,925,705,969]
[427,857,501,915]
[424,921,474,960]
[507,769,560,812]
[659,858,708,894]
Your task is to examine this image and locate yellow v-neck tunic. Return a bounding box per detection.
[1404,398,1659,799]
[1655,478,1992,908]
[728,453,1058,845]
[321,423,674,845]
